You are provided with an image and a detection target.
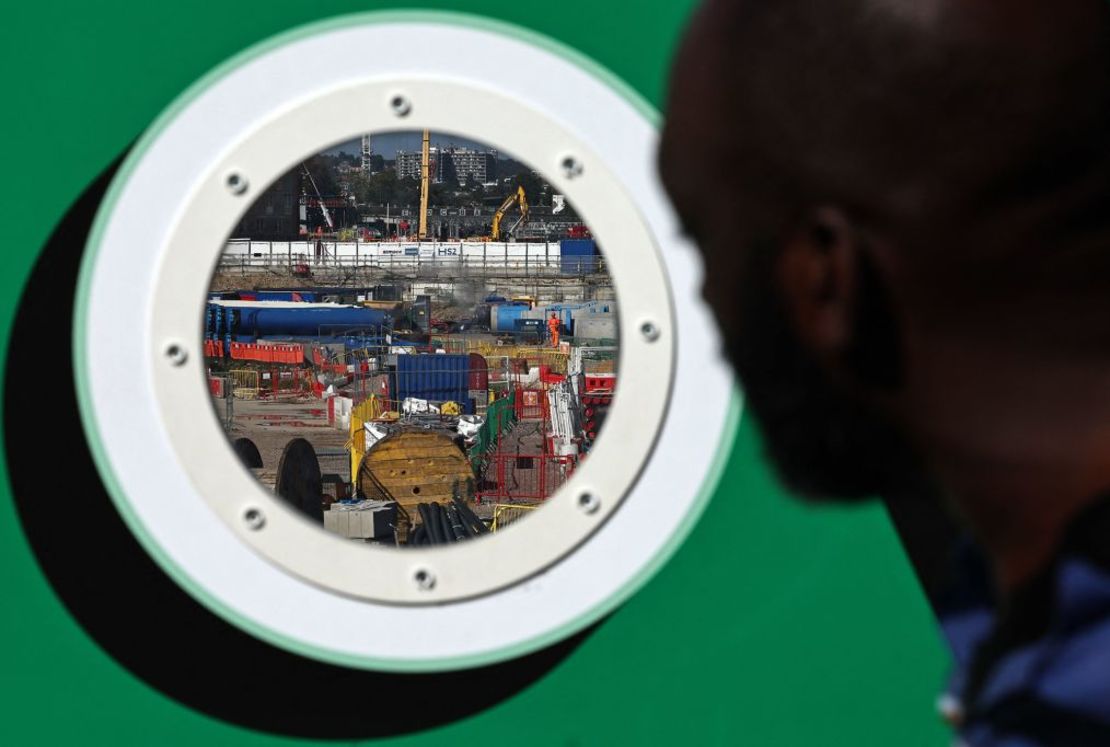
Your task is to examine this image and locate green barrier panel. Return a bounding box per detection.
[470,388,517,469]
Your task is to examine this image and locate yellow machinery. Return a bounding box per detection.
[357,430,474,521]
[359,300,403,313]
[349,399,474,534]
[490,504,539,532]
[347,396,386,484]
[418,128,430,240]
[490,185,529,240]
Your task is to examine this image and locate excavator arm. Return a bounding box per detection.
[507,188,530,236]
[490,185,529,241]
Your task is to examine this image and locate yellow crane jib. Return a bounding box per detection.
[418,128,430,240]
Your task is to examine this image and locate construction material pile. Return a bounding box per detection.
[407,498,489,546]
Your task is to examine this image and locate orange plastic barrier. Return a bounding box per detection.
[226,342,303,364]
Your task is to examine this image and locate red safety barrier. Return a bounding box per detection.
[583,374,616,394]
[227,342,303,364]
[514,386,548,420]
[252,368,314,399]
[476,453,577,502]
[539,365,566,385]
[208,377,226,398]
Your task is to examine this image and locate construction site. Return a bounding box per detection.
[207,130,618,547]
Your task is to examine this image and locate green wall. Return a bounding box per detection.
[0,2,950,744]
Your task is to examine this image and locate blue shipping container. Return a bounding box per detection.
[393,354,474,414]
[561,239,597,256]
[560,239,601,274]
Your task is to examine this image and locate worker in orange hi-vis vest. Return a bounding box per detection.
[547,312,561,348]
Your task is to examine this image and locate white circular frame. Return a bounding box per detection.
[75,12,738,671]
[152,77,674,605]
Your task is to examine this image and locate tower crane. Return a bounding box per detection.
[418,128,430,240]
[301,162,334,231]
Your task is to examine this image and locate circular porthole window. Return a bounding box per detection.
[75,12,738,671]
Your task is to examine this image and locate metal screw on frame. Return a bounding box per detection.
[640,321,661,343]
[164,342,188,367]
[560,155,584,180]
[413,567,437,591]
[390,94,413,118]
[577,491,601,515]
[225,172,249,196]
[243,507,266,531]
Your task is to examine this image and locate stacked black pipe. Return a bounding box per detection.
[407,498,489,546]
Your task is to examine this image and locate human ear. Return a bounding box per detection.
[775,206,859,361]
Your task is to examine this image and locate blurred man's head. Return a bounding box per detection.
[660,0,1110,502]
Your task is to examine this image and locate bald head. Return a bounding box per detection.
[663,0,1110,236]
[662,0,1110,352]
[658,0,1110,502]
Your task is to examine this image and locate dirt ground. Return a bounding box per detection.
[217,396,350,486]
[212,390,562,523]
